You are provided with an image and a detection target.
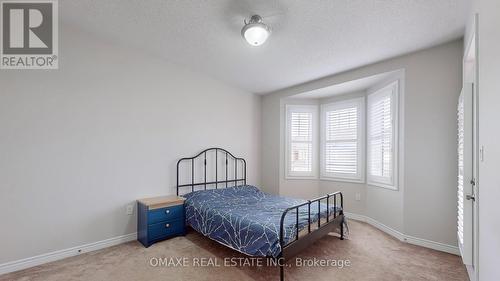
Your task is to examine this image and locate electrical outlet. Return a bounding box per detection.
[355,193,361,201]
[126,204,134,215]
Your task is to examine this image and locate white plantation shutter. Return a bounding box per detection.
[321,98,364,181]
[457,93,465,246]
[286,105,317,178]
[457,85,473,265]
[367,82,398,188]
[291,112,313,172]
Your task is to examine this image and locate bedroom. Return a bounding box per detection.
[0,0,499,280]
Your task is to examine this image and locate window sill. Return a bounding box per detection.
[285,175,318,180]
[320,177,365,184]
[367,181,398,191]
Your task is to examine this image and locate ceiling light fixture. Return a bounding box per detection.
[241,15,271,46]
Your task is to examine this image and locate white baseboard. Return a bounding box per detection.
[0,232,137,275]
[343,212,366,222]
[363,215,406,241]
[344,212,459,255]
[404,235,459,255]
[345,212,404,240]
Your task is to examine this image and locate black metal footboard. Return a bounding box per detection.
[278,191,344,281]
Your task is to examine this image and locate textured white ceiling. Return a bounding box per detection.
[61,0,468,94]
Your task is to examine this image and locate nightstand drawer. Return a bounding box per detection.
[148,204,184,224]
[148,219,184,240]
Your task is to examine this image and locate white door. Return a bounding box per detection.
[457,83,474,265]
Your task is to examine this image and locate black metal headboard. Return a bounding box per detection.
[176,148,246,196]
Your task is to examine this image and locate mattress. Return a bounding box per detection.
[183,185,342,258]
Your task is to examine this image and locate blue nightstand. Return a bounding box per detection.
[137,195,186,247]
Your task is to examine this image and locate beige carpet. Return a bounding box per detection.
[0,221,468,281]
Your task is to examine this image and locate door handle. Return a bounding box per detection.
[466,194,475,201]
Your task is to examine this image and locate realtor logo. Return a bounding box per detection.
[1,0,58,69]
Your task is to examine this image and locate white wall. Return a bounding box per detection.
[402,42,462,244]
[466,1,500,280]
[261,40,462,247]
[0,25,261,264]
[260,93,280,195]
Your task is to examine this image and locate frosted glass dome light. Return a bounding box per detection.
[241,15,271,46]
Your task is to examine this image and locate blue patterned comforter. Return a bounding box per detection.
[183,185,341,257]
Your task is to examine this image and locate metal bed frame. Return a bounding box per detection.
[177,148,344,281]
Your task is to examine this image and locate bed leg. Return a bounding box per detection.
[280,262,284,281]
[340,217,344,240]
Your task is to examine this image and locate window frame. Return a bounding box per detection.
[366,81,399,190]
[320,97,365,183]
[285,104,318,179]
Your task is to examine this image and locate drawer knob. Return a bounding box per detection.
[165,209,170,214]
[165,223,170,228]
